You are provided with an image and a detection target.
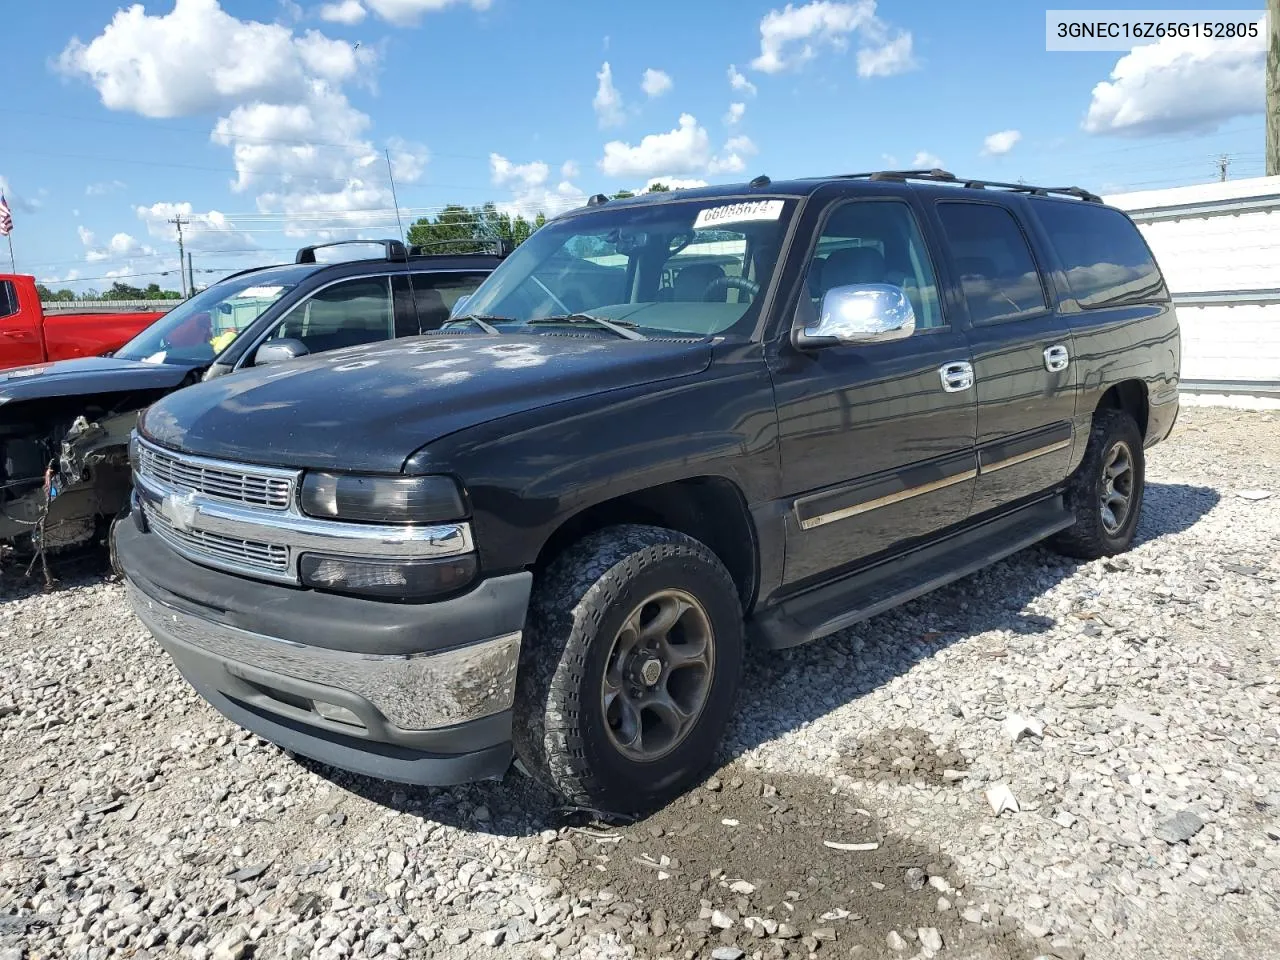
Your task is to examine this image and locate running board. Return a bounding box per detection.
[752,495,1073,650]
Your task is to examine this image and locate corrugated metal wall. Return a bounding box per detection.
[1107,177,1280,392]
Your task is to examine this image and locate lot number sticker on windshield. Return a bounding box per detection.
[693,200,785,230]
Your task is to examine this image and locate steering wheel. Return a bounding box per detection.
[703,276,761,302]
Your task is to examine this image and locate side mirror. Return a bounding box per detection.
[794,283,916,350]
[254,338,310,367]
[449,295,472,319]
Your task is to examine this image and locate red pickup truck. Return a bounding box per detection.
[0,273,169,371]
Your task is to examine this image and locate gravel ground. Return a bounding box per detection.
[2,405,1278,960]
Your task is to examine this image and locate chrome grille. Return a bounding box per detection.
[146,505,290,576]
[137,445,293,509]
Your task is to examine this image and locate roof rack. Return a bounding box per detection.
[839,169,1102,203]
[407,238,515,258]
[294,239,408,264]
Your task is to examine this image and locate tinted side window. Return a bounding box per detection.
[936,202,1048,324]
[1031,200,1166,308]
[805,199,944,329]
[268,276,394,355]
[410,272,490,332]
[0,281,16,319]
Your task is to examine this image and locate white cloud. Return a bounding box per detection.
[725,135,758,155]
[981,129,1022,156]
[912,150,944,168]
[490,153,584,219]
[136,201,257,253]
[57,0,371,119]
[594,61,625,127]
[317,0,367,24]
[709,136,758,175]
[750,1,917,79]
[641,68,673,98]
[641,177,708,192]
[561,160,580,178]
[362,0,489,25]
[85,179,127,196]
[79,225,155,263]
[856,30,915,77]
[1084,27,1264,136]
[725,102,746,125]
[60,1,429,239]
[600,114,712,178]
[728,64,757,96]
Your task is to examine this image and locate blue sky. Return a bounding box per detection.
[0,0,1266,292]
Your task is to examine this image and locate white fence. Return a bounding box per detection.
[1107,177,1280,395]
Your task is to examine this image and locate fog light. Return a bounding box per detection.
[299,552,477,599]
[313,701,363,727]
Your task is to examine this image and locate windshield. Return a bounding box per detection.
[115,268,309,364]
[458,196,797,338]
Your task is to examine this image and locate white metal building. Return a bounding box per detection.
[1106,177,1280,397]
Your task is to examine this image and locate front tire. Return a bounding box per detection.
[1051,408,1145,559]
[513,524,744,814]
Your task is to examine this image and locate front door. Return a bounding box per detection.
[0,278,43,368]
[933,200,1077,516]
[769,196,977,589]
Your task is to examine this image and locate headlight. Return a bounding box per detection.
[300,473,466,524]
[299,553,477,599]
[128,432,141,471]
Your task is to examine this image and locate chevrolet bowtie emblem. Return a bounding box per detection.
[162,493,200,533]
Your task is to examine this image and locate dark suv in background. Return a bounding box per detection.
[117,170,1179,813]
[0,240,499,558]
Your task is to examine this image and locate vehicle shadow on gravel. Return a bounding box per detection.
[306,481,1219,836]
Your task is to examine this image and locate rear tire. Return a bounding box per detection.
[513,524,743,814]
[1051,408,1145,560]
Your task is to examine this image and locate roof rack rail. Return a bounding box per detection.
[839,169,1102,203]
[407,238,515,258]
[294,239,408,264]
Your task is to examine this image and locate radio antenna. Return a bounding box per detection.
[385,147,406,242]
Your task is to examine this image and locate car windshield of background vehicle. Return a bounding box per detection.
[114,268,312,365]
[458,197,798,338]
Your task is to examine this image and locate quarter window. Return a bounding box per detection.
[936,202,1048,324]
[806,200,944,329]
[1030,199,1167,308]
[0,281,17,319]
[264,276,395,355]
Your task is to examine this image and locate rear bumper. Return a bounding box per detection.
[115,516,531,786]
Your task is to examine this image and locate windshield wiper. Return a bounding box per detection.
[442,314,506,335]
[526,313,648,341]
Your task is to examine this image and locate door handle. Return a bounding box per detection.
[1044,344,1070,372]
[939,361,974,393]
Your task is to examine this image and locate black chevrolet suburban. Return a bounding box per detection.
[116,170,1180,812]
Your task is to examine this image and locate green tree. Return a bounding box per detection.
[406,202,547,255]
[611,190,636,200]
[141,282,182,300]
[647,182,672,192]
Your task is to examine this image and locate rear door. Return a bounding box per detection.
[0,278,45,368]
[769,192,977,588]
[933,200,1076,516]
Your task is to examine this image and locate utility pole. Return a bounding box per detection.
[1218,154,1231,181]
[168,214,190,297]
[187,252,195,296]
[1269,0,1280,175]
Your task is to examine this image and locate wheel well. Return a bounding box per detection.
[1096,380,1149,438]
[534,477,759,609]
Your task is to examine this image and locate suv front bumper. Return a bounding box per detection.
[114,516,532,786]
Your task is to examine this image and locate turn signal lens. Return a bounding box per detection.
[299,552,477,599]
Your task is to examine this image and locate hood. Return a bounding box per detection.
[0,356,196,404]
[141,333,713,472]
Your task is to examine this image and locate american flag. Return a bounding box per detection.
[0,194,12,237]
